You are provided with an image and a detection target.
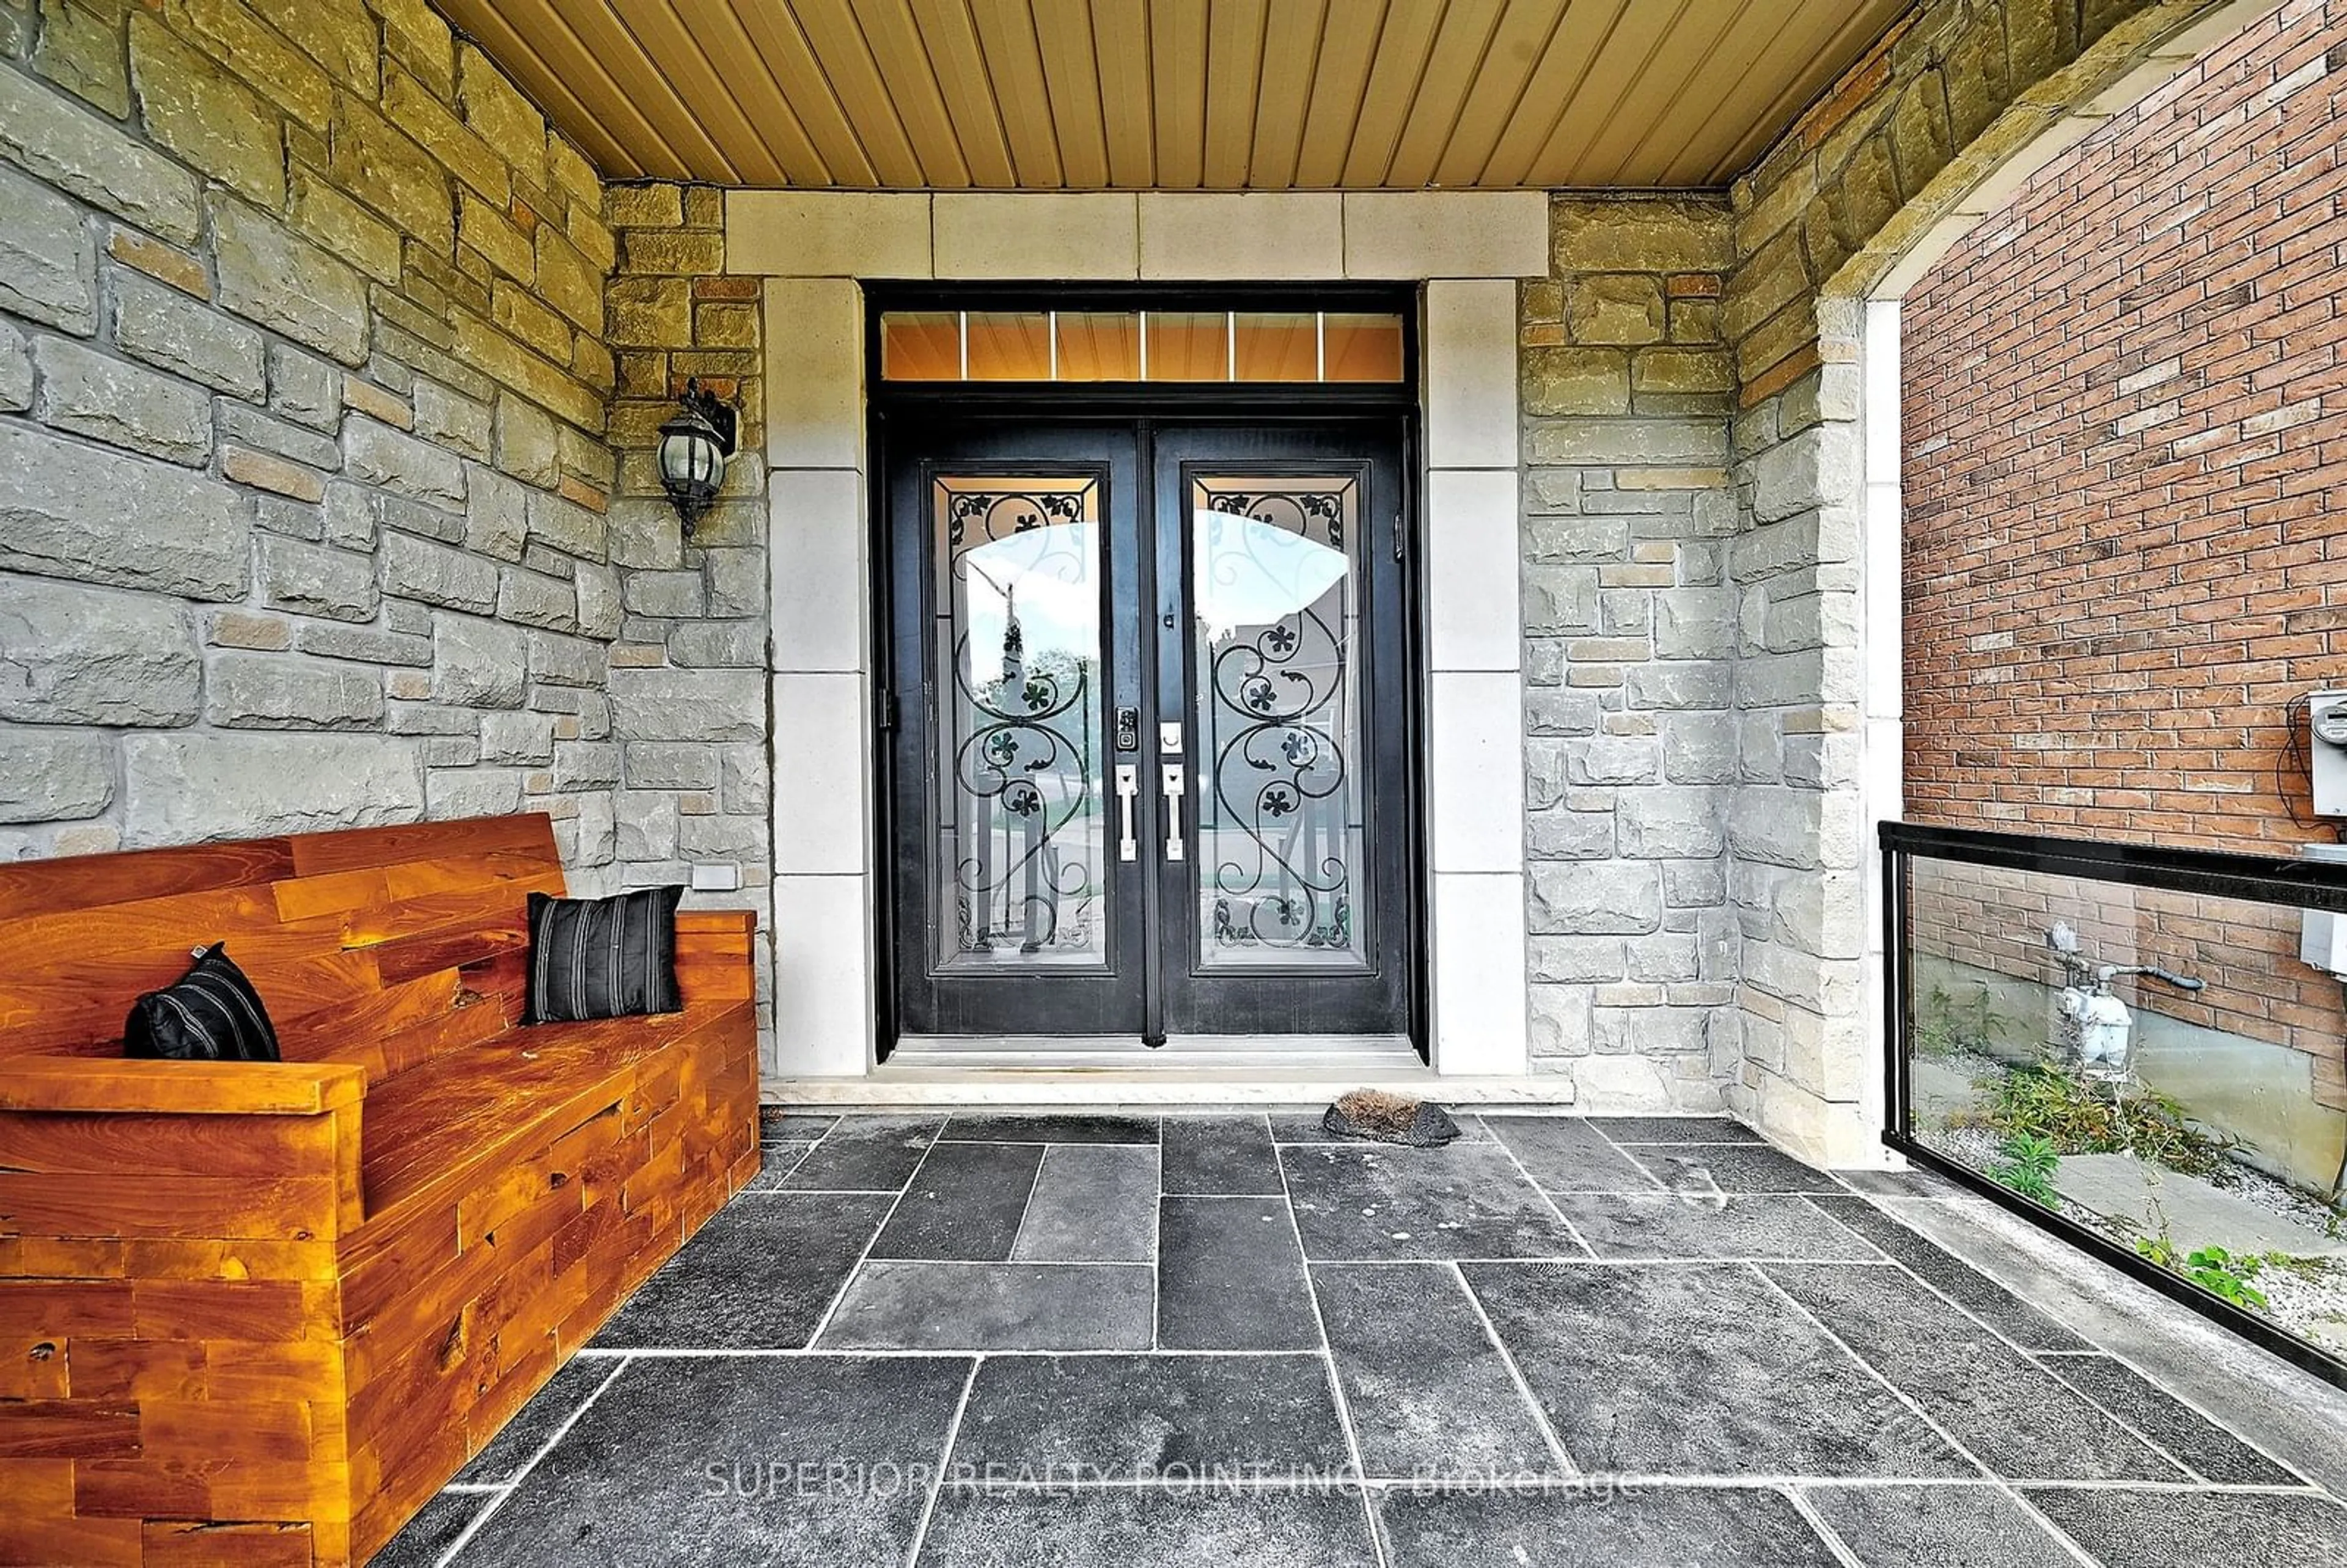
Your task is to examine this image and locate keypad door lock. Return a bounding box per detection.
[1114,705,1140,752]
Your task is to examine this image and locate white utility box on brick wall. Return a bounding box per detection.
[2300,694,2347,977]
[2297,843,2347,979]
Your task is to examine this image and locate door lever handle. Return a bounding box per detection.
[1160,764,1186,863]
[1114,764,1138,862]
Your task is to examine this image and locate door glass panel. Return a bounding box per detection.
[1321,313,1406,381]
[881,312,961,379]
[1145,312,1230,380]
[1232,312,1318,381]
[878,309,1406,383]
[932,476,1107,970]
[1054,312,1142,379]
[1190,475,1370,970]
[964,312,1054,379]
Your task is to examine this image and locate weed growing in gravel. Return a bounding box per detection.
[1970,1062,2237,1181]
[1912,984,2011,1060]
[1989,1133,2062,1208]
[2135,1234,2275,1312]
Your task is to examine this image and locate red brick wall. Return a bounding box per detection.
[1901,0,2347,1113]
[1904,0,2347,842]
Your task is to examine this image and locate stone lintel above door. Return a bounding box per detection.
[727,192,1551,285]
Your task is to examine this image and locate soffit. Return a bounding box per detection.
[435,0,1909,190]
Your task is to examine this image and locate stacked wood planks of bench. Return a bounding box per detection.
[0,813,762,1566]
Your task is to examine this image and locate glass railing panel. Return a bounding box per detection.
[1889,826,2347,1378]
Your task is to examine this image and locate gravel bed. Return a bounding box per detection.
[2260,1260,2347,1357]
[1911,1056,2347,1354]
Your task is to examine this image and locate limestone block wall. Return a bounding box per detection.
[0,0,624,878]
[601,180,774,1041]
[1518,196,1743,1110]
[1720,318,1872,1159]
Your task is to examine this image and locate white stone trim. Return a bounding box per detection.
[738,191,1536,1082]
[776,1071,1578,1106]
[1857,296,1904,1157]
[1138,193,1345,279]
[1431,873,1530,1075]
[729,192,932,277]
[1423,280,1521,469]
[761,270,878,1079]
[1427,671,1528,874]
[769,673,870,876]
[1424,468,1523,673]
[767,468,867,673]
[936,193,1138,279]
[769,873,880,1076]
[761,277,865,468]
[1342,192,1549,279]
[727,189,1551,285]
[1417,274,1531,1078]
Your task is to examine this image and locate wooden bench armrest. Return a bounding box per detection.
[675,909,757,937]
[674,908,758,1008]
[0,1055,367,1115]
[0,1058,369,1240]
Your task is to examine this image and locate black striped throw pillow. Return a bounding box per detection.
[125,943,282,1062]
[522,886,686,1025]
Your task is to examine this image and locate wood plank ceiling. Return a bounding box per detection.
[435,0,1911,190]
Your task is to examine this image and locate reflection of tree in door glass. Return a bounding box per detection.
[1192,476,1370,971]
[933,477,1106,969]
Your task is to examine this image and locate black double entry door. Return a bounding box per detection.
[883,416,1416,1048]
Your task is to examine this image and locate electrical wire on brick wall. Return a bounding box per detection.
[2275,693,2342,840]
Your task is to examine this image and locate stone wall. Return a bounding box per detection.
[601,180,773,1042]
[1518,196,1742,1110]
[0,0,623,878]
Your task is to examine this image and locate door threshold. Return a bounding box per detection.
[887,1033,1422,1073]
[894,1032,1415,1055]
[766,1069,1587,1108]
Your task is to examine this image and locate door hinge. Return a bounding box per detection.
[1392,510,1407,563]
[876,690,898,732]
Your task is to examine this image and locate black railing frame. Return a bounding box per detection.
[1879,819,2347,1392]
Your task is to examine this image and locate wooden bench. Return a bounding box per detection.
[0,814,762,1566]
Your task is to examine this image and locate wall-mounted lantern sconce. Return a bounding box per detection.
[656,378,737,532]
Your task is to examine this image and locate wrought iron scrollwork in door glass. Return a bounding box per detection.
[931,475,1106,970]
[1191,475,1370,971]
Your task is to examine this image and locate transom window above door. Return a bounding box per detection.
[879,308,1406,384]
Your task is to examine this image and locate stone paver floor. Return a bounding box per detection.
[374,1111,2347,1567]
